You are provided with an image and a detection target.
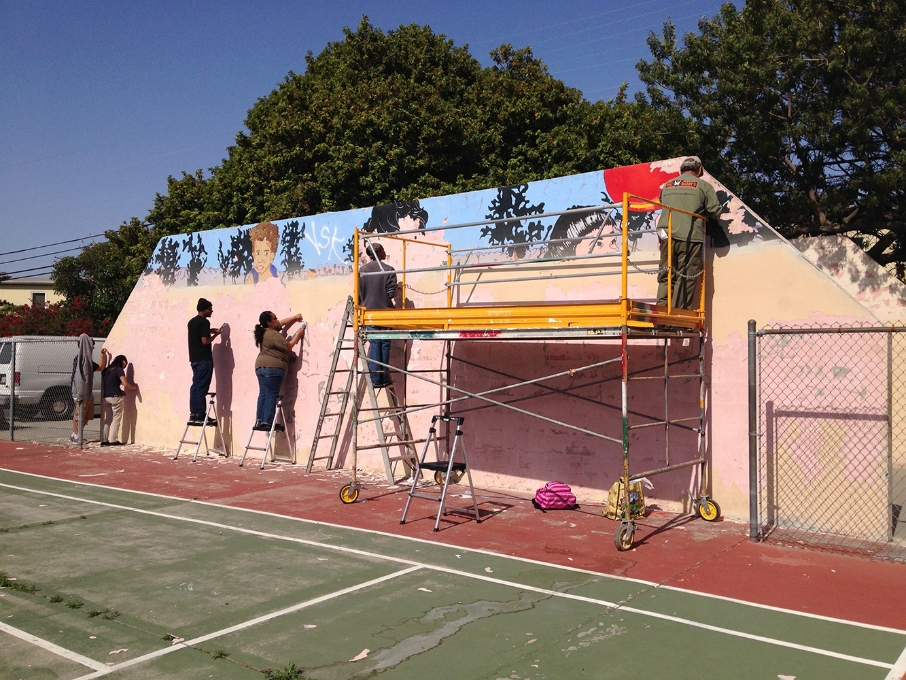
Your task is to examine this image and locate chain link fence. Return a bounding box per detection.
[0,337,105,447]
[752,323,906,561]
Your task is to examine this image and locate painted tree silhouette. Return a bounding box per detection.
[152,238,180,285]
[217,228,252,283]
[182,234,208,286]
[482,184,547,258]
[280,220,306,279]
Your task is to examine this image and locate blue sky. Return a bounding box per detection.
[0,0,727,278]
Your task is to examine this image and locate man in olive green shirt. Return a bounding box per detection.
[655,157,723,309]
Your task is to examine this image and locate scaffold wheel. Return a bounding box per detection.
[614,522,635,551]
[434,469,463,485]
[697,498,721,522]
[339,483,359,504]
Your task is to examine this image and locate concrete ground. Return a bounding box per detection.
[0,442,906,678]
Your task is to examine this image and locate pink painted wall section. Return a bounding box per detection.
[104,158,887,522]
[793,235,906,324]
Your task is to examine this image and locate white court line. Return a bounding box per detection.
[71,566,422,679]
[4,466,904,635]
[885,643,906,680]
[0,621,109,672]
[0,480,899,672]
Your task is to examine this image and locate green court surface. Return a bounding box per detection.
[1,469,905,680]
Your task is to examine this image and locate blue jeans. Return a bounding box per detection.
[366,328,391,386]
[189,360,213,415]
[255,367,286,424]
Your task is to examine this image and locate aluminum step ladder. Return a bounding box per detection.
[400,415,480,531]
[307,297,357,472]
[174,392,228,461]
[238,395,293,469]
[307,296,419,484]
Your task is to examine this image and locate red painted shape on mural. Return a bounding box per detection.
[604,163,676,212]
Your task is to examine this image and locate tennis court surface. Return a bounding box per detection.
[2,450,906,679]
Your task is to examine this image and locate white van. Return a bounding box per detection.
[0,336,105,420]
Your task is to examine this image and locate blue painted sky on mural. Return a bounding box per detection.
[0,0,726,276]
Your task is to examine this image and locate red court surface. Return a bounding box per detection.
[2,439,905,636]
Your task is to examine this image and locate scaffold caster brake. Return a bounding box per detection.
[339,482,359,504]
[696,497,721,522]
[614,521,635,551]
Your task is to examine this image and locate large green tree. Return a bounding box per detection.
[52,17,691,328]
[638,0,906,274]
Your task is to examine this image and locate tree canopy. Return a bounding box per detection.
[149,18,686,232]
[39,17,688,331]
[638,0,906,274]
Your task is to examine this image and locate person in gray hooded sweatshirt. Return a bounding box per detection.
[70,334,107,444]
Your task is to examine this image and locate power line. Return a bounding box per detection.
[472,0,663,46]
[0,234,104,258]
[539,2,705,58]
[2,269,55,282]
[0,264,63,276]
[523,0,703,54]
[0,246,85,266]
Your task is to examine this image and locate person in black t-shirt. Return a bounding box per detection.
[187,298,221,422]
[101,354,137,446]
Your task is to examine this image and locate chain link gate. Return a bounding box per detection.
[750,322,906,561]
[0,337,105,446]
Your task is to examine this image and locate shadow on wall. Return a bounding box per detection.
[213,323,235,454]
[278,332,307,460]
[121,363,141,444]
[449,340,706,502]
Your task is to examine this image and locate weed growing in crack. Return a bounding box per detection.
[263,662,307,679]
[102,610,120,621]
[65,598,83,609]
[49,594,64,603]
[211,648,228,660]
[86,608,107,618]
[0,571,37,594]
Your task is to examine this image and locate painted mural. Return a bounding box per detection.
[140,160,779,290]
[110,156,861,522]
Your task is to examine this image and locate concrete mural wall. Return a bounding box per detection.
[105,157,890,520]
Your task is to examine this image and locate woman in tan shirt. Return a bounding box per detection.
[253,310,306,430]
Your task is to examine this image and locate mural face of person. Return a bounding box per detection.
[252,239,275,280]
[245,222,280,285]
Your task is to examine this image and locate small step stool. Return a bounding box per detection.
[400,415,480,532]
[174,392,228,462]
[238,395,293,469]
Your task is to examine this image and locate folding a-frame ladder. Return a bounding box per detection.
[174,392,228,461]
[238,395,293,469]
[307,296,418,483]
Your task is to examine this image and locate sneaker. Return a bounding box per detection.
[203,417,217,426]
[69,433,79,443]
[253,422,271,431]
[110,441,123,446]
[100,441,111,447]
[273,423,285,432]
[189,413,204,423]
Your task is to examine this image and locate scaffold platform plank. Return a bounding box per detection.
[359,300,703,340]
